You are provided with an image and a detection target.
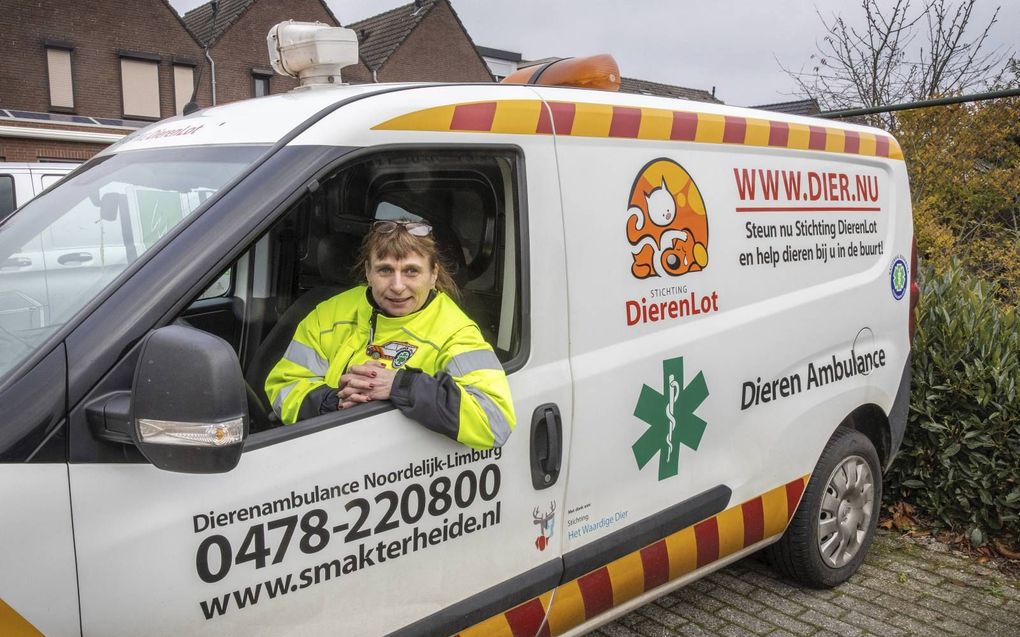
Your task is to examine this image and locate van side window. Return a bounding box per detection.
[40,174,64,191]
[354,151,523,360]
[0,175,14,220]
[176,148,525,432]
[197,270,233,300]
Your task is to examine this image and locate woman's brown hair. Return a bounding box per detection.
[355,223,461,301]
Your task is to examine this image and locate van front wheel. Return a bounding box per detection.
[766,426,881,588]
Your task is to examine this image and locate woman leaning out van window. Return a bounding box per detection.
[265,220,515,450]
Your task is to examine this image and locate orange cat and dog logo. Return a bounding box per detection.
[626,159,709,279]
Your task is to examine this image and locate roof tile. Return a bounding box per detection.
[182,0,341,48]
[752,99,821,115]
[348,0,437,71]
[183,0,257,47]
[618,77,722,103]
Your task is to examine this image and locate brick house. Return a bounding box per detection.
[346,0,493,84]
[753,99,822,116]
[618,76,721,103]
[0,0,210,162]
[1,0,493,163]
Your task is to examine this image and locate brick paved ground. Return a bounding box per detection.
[591,530,1020,637]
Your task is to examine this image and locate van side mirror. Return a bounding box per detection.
[99,192,124,221]
[129,325,248,473]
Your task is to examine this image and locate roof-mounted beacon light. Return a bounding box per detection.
[501,54,621,91]
[267,21,359,89]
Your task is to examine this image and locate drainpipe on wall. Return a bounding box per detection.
[372,69,378,83]
[205,48,217,105]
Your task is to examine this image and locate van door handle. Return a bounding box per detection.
[58,252,93,265]
[530,403,563,490]
[1,257,31,269]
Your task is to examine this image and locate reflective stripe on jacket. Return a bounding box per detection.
[265,286,515,449]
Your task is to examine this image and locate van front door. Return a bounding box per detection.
[65,114,572,636]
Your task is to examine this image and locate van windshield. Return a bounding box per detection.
[0,145,267,380]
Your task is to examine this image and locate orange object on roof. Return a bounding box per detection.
[501,54,621,91]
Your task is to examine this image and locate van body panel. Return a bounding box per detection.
[517,91,911,566]
[459,477,807,637]
[0,465,79,637]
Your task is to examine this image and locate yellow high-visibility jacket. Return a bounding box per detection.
[265,286,515,449]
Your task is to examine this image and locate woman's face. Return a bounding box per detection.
[366,250,438,317]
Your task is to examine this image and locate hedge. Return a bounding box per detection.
[886,261,1020,545]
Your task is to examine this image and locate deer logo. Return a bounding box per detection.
[533,501,556,551]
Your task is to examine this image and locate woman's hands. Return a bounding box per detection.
[338,361,397,409]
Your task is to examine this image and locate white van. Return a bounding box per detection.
[0,56,916,637]
[0,162,77,222]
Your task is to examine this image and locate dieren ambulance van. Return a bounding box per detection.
[0,24,917,637]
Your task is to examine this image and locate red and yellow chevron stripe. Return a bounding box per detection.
[454,476,809,637]
[372,101,903,160]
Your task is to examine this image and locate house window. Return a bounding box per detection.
[173,65,195,116]
[252,70,272,97]
[46,45,75,110]
[120,53,161,119]
[40,174,67,191]
[483,58,517,83]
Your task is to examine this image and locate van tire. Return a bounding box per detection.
[766,426,882,588]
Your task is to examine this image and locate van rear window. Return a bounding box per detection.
[0,175,14,221]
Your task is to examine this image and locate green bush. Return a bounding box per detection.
[887,261,1020,544]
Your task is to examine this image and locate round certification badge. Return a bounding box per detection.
[890,256,908,300]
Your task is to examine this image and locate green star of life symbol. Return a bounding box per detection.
[632,356,709,481]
